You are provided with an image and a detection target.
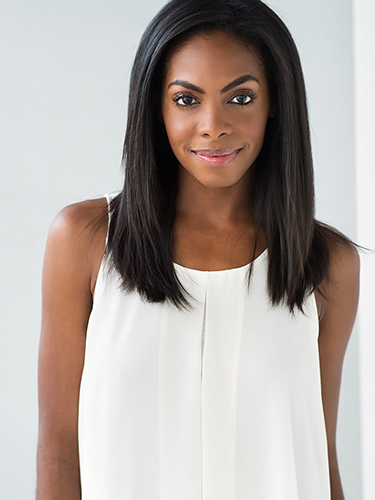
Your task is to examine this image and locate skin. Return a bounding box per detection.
[161,33,273,268]
[37,32,359,499]
[37,199,107,499]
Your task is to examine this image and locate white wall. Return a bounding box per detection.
[0,0,367,498]
[353,0,375,499]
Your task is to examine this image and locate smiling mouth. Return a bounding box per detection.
[192,148,242,166]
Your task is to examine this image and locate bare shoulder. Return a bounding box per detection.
[320,242,359,308]
[50,197,108,242]
[46,196,108,296]
[315,240,360,337]
[328,240,360,285]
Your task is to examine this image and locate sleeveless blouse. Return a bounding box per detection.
[78,194,331,500]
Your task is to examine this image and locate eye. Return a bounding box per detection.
[229,92,255,105]
[173,94,198,107]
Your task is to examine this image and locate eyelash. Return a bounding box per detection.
[172,90,257,108]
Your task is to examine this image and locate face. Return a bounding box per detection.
[160,31,275,189]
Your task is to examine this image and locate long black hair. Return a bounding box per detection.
[106,0,354,312]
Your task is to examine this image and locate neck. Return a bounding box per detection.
[175,164,255,229]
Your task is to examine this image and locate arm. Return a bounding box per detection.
[36,199,107,499]
[315,243,360,500]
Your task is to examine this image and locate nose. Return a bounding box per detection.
[197,103,233,139]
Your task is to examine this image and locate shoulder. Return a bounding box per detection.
[50,197,108,237]
[328,239,360,286]
[49,197,108,250]
[315,238,360,330]
[45,197,108,296]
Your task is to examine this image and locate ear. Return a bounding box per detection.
[269,101,277,118]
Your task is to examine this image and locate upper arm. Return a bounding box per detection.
[315,243,360,465]
[38,199,107,461]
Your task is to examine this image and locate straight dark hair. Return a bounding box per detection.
[106,0,355,312]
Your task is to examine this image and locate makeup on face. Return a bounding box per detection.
[161,31,273,189]
[192,148,242,166]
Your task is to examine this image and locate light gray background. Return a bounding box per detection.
[0,0,372,498]
[354,0,375,497]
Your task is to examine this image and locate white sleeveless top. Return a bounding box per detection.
[78,195,331,500]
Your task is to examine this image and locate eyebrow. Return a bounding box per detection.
[167,74,260,94]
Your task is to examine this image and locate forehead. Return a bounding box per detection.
[163,31,266,86]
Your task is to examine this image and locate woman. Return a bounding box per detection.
[37,0,360,499]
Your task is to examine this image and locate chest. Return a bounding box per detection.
[172,221,266,271]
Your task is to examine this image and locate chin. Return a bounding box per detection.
[195,173,245,189]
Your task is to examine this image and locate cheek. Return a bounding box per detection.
[164,113,194,149]
[239,112,269,143]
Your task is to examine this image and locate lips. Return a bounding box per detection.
[192,148,241,166]
[193,149,239,157]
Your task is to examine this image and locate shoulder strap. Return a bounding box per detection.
[103,191,121,247]
[103,193,114,247]
[103,194,110,248]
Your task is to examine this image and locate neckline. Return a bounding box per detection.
[173,248,268,274]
